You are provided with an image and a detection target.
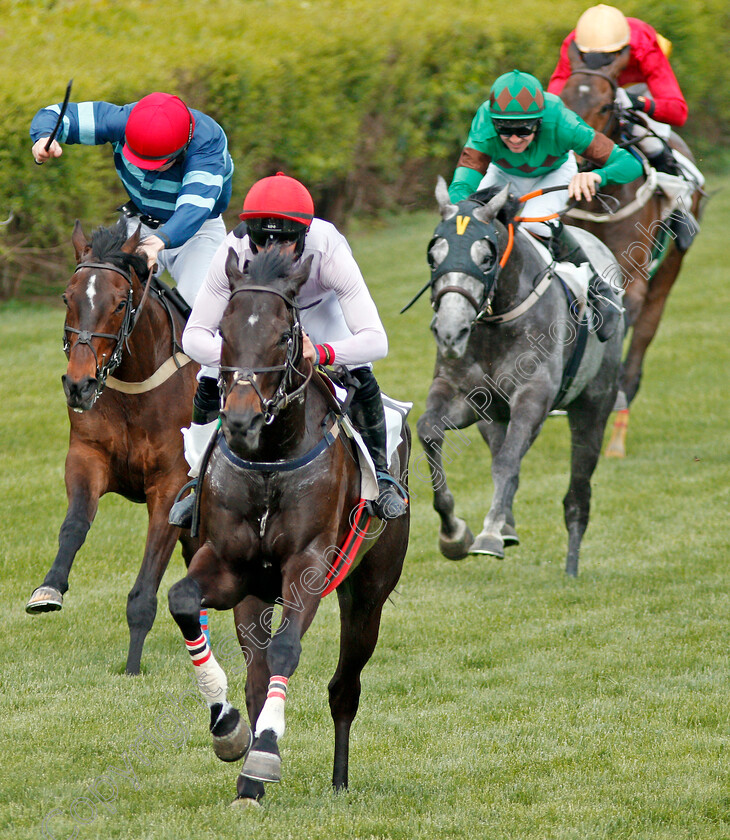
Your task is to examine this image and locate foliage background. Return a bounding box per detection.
[1,0,729,297]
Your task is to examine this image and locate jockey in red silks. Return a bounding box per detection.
[548,5,687,129]
[547,4,701,245]
[168,173,408,528]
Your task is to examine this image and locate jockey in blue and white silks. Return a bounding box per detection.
[30,93,233,310]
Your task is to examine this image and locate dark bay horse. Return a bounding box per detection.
[25,220,198,674]
[167,248,410,806]
[559,43,705,457]
[417,179,623,576]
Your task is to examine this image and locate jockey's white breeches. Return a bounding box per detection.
[478,153,579,238]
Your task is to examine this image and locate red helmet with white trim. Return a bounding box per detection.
[123,93,195,171]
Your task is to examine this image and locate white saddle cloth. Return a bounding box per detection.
[334,387,412,501]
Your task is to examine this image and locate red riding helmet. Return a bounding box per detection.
[123,93,195,170]
[240,172,314,251]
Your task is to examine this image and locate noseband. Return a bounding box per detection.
[63,261,149,402]
[219,285,313,424]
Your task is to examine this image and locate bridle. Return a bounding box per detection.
[218,285,313,424]
[427,204,507,323]
[63,260,152,402]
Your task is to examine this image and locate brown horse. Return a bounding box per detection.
[167,247,410,806]
[559,44,704,456]
[25,220,198,674]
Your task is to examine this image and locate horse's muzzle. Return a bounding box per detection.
[220,409,266,456]
[62,373,98,411]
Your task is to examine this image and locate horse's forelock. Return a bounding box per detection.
[244,249,297,291]
[88,221,147,280]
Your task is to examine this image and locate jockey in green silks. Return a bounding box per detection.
[449,70,642,340]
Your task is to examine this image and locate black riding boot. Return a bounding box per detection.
[647,147,699,253]
[348,368,408,521]
[551,223,622,342]
[169,376,220,528]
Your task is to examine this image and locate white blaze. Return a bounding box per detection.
[86,274,97,309]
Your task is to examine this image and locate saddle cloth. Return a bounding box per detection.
[655,149,705,221]
[331,386,412,501]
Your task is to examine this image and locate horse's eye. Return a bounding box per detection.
[280,330,292,346]
[115,300,127,313]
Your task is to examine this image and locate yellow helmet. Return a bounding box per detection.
[575,4,630,52]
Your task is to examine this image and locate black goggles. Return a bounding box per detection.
[247,228,302,248]
[492,119,540,137]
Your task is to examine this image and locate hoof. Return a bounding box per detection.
[242,729,281,783]
[469,532,504,559]
[211,706,253,763]
[26,586,63,614]
[230,796,262,810]
[438,519,474,561]
[501,522,520,548]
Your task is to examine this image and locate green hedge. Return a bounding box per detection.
[1,0,728,296]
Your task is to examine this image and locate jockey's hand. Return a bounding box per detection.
[302,332,316,364]
[568,171,602,202]
[137,235,165,271]
[32,137,62,164]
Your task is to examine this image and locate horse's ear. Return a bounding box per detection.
[121,223,142,255]
[287,255,313,297]
[607,45,630,77]
[225,247,244,292]
[473,185,510,223]
[435,176,458,219]
[568,40,585,69]
[72,219,91,262]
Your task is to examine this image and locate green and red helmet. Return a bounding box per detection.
[489,70,546,121]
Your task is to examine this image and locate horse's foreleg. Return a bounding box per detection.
[417,388,476,560]
[231,596,272,805]
[124,494,180,674]
[168,565,252,764]
[241,572,321,784]
[475,419,518,546]
[472,396,546,558]
[26,455,106,614]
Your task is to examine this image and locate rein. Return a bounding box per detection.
[219,284,313,424]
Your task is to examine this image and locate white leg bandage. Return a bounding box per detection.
[254,676,288,739]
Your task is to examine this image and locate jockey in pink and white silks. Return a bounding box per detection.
[168,172,408,528]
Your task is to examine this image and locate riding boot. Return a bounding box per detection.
[347,368,408,521]
[648,147,699,253]
[169,376,220,528]
[552,224,623,342]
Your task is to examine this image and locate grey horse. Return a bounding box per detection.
[416,178,623,576]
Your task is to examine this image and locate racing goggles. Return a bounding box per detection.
[492,119,541,138]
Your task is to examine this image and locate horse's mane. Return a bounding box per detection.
[89,220,148,280]
[244,248,296,287]
[469,186,522,228]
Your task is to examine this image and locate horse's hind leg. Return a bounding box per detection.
[26,449,106,614]
[124,492,181,674]
[329,543,403,791]
[564,383,617,576]
[621,249,683,406]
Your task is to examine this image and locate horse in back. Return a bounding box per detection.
[417,179,623,576]
[26,220,198,674]
[559,42,705,456]
[167,247,410,805]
